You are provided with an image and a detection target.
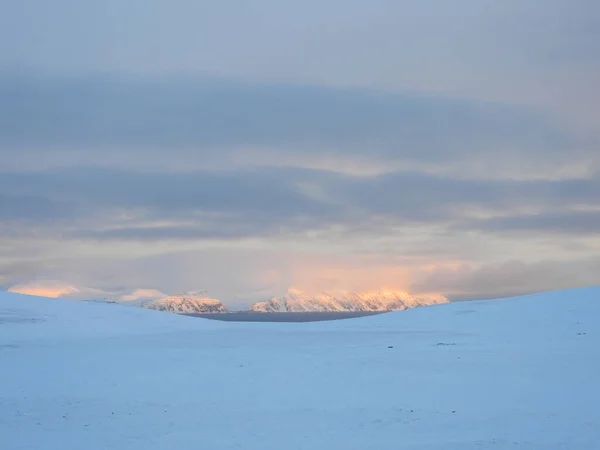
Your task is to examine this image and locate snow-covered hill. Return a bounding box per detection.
[249,288,448,312]
[2,286,600,449]
[143,292,227,313]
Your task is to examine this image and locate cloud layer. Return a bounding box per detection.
[1,1,599,307]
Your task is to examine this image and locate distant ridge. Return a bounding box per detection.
[248,288,448,312]
[5,281,448,314]
[143,292,227,314]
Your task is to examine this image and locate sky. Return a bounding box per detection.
[1,0,599,307]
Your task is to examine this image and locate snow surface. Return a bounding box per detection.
[1,287,599,449]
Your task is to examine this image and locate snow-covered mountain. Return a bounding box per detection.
[248,288,448,312]
[143,292,227,314]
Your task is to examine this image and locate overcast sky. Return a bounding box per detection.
[1,0,599,307]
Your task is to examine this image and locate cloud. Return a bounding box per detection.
[1,75,590,178]
[1,0,598,132]
[7,280,105,299]
[1,147,599,306]
[413,259,600,301]
[112,289,166,302]
[2,167,600,243]
[463,210,600,235]
[7,280,166,303]
[0,193,78,222]
[1,1,599,303]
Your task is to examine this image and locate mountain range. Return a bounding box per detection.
[143,293,227,314]
[248,288,448,312]
[127,289,447,314]
[6,281,448,313]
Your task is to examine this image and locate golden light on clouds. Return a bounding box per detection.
[8,281,81,298]
[279,256,467,297]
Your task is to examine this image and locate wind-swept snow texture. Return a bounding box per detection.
[1,287,599,449]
